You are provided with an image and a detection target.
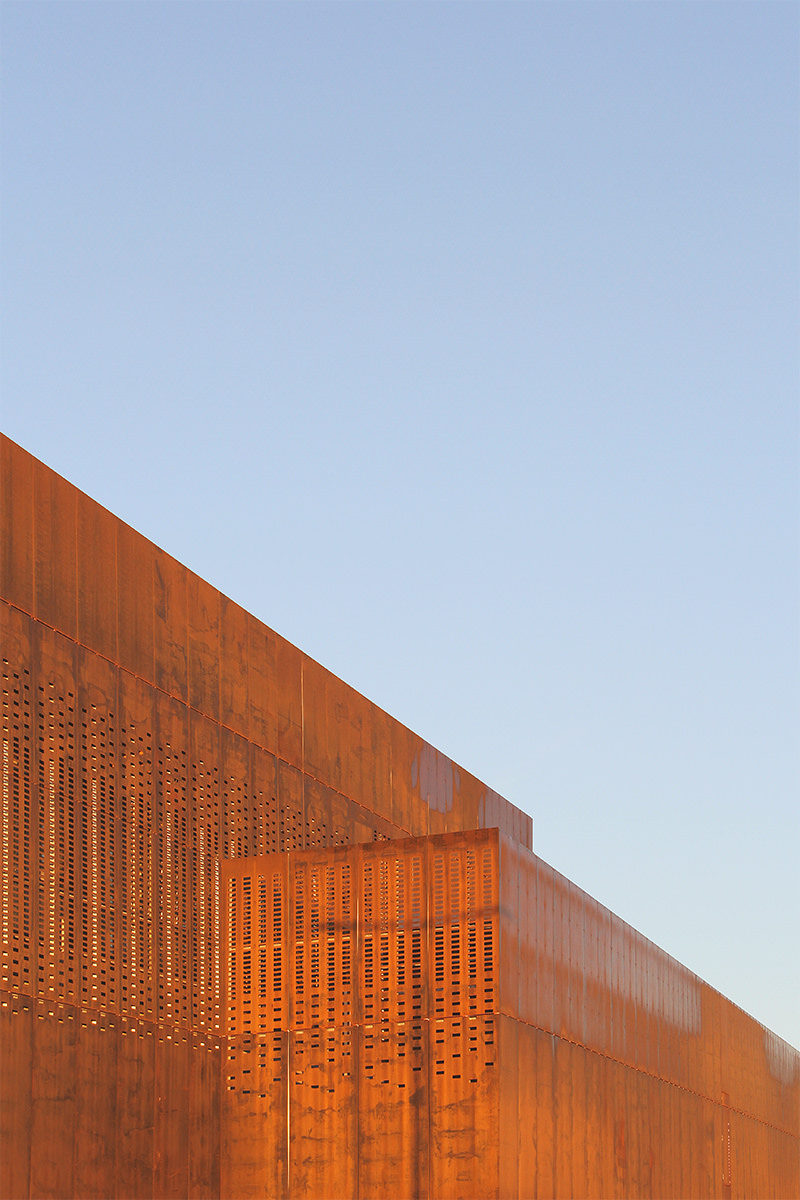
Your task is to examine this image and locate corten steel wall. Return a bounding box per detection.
[223,832,800,1200]
[0,435,531,1200]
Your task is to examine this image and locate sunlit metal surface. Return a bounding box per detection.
[222,832,799,1199]
[1,434,797,1198]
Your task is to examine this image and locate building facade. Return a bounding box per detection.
[1,434,798,1198]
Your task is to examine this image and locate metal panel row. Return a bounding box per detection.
[222,830,499,1038]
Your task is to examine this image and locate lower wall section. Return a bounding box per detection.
[4,1003,798,1200]
[0,990,221,1200]
[222,1013,799,1200]
[222,1016,502,1200]
[510,1018,798,1200]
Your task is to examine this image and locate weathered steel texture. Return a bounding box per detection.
[222,832,800,1199]
[3,434,799,1198]
[0,989,33,1200]
[0,991,223,1200]
[0,434,531,852]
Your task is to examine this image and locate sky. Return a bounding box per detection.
[1,2,797,1050]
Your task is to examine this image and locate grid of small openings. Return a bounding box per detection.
[291,1023,353,1104]
[80,696,117,1013]
[279,798,303,851]
[432,1014,496,1085]
[191,754,220,1033]
[290,859,353,1033]
[430,842,496,1021]
[304,800,328,849]
[37,676,78,1005]
[226,763,258,858]
[226,868,285,1039]
[226,1032,285,1100]
[261,787,279,854]
[330,800,350,847]
[360,849,424,1028]
[156,741,189,1027]
[253,760,277,856]
[1,655,34,996]
[358,847,426,1097]
[362,1005,425,1093]
[119,720,153,1019]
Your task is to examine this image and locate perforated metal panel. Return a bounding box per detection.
[221,832,504,1199]
[221,829,800,1200]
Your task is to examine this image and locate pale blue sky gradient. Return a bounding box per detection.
[2,2,798,1048]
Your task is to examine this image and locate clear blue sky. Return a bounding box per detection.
[2,2,798,1049]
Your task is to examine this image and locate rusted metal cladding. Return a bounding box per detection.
[223,831,799,1200]
[221,832,503,1200]
[3,434,799,1198]
[0,435,530,1197]
[497,834,800,1199]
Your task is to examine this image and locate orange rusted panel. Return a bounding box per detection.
[557,1033,578,1200]
[625,1063,644,1200]
[221,1030,289,1200]
[356,1019,428,1199]
[364,699,394,824]
[1,609,37,993]
[329,786,352,846]
[30,999,77,1200]
[74,1010,118,1199]
[299,655,330,788]
[188,573,220,721]
[154,1027,190,1200]
[552,869,568,1042]
[250,742,278,855]
[34,453,78,638]
[0,989,33,1200]
[219,595,248,739]
[222,725,255,858]
[153,546,188,701]
[115,1017,156,1200]
[77,489,118,663]
[119,672,158,1023]
[188,1034,221,1200]
[30,620,80,1003]
[116,517,155,681]
[154,691,191,1029]
[498,833,520,1020]
[430,1014,500,1200]
[78,642,120,1015]
[389,721,427,837]
[498,1014,520,1200]
[276,636,302,768]
[277,759,304,852]
[0,435,34,612]
[290,1024,357,1200]
[246,613,279,751]
[536,857,555,1035]
[536,1028,557,1199]
[567,880,584,1043]
[517,843,535,1025]
[216,830,799,1200]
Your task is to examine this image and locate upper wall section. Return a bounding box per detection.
[0,435,531,846]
